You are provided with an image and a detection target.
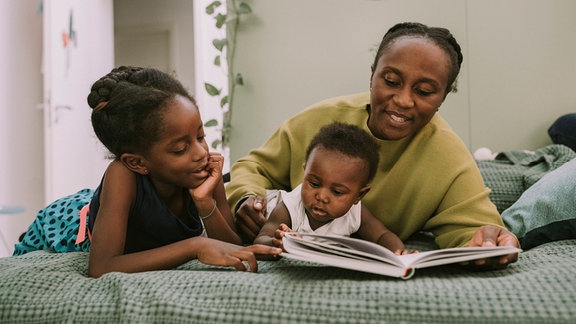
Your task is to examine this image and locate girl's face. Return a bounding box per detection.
[368,37,451,140]
[143,95,210,190]
[301,147,370,230]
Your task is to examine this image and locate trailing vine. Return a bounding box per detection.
[203,0,252,149]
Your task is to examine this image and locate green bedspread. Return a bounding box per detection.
[1,239,575,323]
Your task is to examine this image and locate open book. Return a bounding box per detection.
[281,232,521,279]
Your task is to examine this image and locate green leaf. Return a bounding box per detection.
[235,73,244,86]
[212,38,227,52]
[204,119,219,127]
[204,83,221,96]
[220,95,229,108]
[214,56,221,66]
[238,2,252,14]
[211,139,222,149]
[215,13,226,28]
[205,1,221,15]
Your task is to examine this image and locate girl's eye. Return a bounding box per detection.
[173,145,189,155]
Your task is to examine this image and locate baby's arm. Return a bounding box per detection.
[355,205,409,255]
[254,201,292,249]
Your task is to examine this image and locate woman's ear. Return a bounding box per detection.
[120,153,149,175]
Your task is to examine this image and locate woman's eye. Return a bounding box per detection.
[415,88,433,96]
[384,78,400,87]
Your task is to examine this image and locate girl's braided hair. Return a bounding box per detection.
[371,22,463,94]
[87,66,196,158]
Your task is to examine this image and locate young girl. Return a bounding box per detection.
[14,66,281,277]
[254,122,409,255]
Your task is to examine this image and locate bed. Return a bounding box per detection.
[1,145,575,323]
[0,239,575,323]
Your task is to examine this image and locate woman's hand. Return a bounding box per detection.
[465,225,520,269]
[235,195,267,243]
[196,238,282,272]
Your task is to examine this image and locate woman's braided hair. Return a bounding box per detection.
[371,22,463,94]
[87,66,196,158]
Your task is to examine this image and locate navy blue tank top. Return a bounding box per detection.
[88,173,204,253]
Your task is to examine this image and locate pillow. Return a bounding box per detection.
[478,144,576,213]
[501,157,576,250]
[548,113,576,152]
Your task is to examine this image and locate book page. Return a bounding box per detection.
[398,246,522,269]
[283,233,521,273]
[282,235,414,279]
[284,233,404,267]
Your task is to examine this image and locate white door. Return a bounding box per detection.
[43,0,114,203]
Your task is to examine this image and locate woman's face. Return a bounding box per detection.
[368,37,451,140]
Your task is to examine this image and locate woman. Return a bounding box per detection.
[226,22,519,268]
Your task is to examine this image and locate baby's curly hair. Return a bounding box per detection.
[305,122,380,184]
[87,66,196,158]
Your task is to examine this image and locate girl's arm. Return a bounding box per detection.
[190,153,242,245]
[88,161,280,278]
[355,204,407,254]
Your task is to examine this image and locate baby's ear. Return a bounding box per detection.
[120,153,149,175]
[354,185,371,204]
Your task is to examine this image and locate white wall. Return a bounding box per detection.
[229,0,576,162]
[0,1,44,257]
[114,0,196,104]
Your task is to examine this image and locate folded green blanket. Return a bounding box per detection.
[478,144,575,213]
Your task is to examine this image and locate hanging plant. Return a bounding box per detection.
[203,0,252,149]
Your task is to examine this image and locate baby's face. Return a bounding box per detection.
[300,147,369,229]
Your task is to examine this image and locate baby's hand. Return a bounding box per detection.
[278,223,292,233]
[272,224,293,250]
[394,249,419,256]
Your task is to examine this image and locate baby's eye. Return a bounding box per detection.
[197,135,206,142]
[331,190,344,196]
[307,180,320,188]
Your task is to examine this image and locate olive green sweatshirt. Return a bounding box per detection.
[227,92,504,248]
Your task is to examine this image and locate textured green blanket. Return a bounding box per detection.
[1,240,575,323]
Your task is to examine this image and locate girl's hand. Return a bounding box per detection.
[196,238,282,272]
[191,152,224,203]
